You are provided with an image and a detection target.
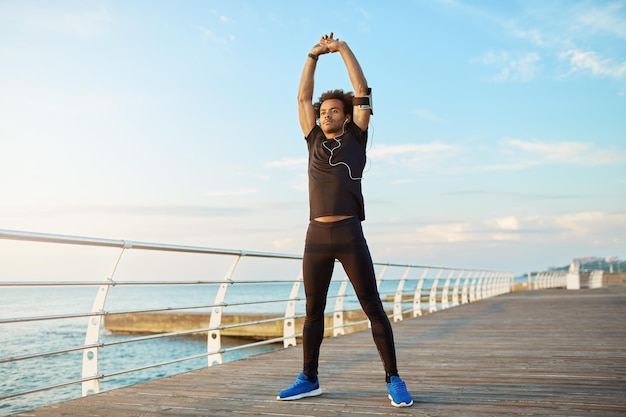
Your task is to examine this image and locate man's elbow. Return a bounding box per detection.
[354,82,369,98]
[297,91,312,102]
[297,96,313,107]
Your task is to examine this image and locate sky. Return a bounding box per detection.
[1,0,625,279]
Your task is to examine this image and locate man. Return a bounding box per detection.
[276,33,413,408]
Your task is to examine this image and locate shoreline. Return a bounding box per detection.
[104,309,378,340]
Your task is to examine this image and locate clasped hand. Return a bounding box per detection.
[311,32,344,56]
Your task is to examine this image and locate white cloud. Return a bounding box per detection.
[412,108,443,122]
[577,2,626,39]
[504,138,626,166]
[206,188,257,197]
[369,143,459,167]
[269,139,626,177]
[511,28,547,47]
[476,51,541,82]
[553,211,625,240]
[390,179,416,185]
[267,143,460,175]
[491,233,521,242]
[559,49,626,79]
[198,26,235,44]
[272,237,295,251]
[411,216,521,244]
[476,162,536,172]
[267,158,307,169]
[492,216,520,231]
[414,223,471,243]
[377,210,626,250]
[487,216,521,241]
[457,2,625,86]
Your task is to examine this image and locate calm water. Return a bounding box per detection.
[0,281,392,416]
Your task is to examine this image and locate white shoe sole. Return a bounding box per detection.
[277,387,323,401]
[388,394,413,407]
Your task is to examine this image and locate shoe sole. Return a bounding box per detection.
[277,387,323,401]
[388,394,413,407]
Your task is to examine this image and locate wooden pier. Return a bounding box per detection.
[13,286,626,417]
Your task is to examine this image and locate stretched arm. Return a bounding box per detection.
[298,33,371,135]
[323,34,371,131]
[297,37,329,136]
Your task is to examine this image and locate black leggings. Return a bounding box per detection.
[302,217,398,381]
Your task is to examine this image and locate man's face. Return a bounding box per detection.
[319,99,348,136]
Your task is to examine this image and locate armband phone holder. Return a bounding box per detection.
[352,88,373,115]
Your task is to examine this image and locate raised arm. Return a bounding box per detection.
[323,34,371,131]
[298,33,371,136]
[298,37,329,136]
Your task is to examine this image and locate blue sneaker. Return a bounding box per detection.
[387,376,413,407]
[277,373,322,401]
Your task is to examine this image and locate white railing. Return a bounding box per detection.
[528,271,568,289]
[0,228,514,414]
[526,268,604,290]
[588,270,604,289]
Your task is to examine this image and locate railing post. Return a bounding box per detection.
[393,267,411,322]
[498,272,506,295]
[207,255,241,366]
[376,264,388,290]
[469,271,485,303]
[469,272,478,302]
[494,272,502,295]
[441,270,455,310]
[82,240,131,397]
[333,275,349,335]
[461,271,470,304]
[451,270,464,307]
[370,265,388,328]
[284,271,302,347]
[499,272,507,295]
[475,271,485,301]
[482,272,491,298]
[589,270,604,289]
[429,269,444,313]
[485,271,495,298]
[566,262,581,290]
[480,271,489,299]
[412,268,428,317]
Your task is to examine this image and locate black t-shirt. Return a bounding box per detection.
[305,123,367,221]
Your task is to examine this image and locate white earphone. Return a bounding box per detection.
[322,119,362,181]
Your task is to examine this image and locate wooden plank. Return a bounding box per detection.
[12,286,626,417]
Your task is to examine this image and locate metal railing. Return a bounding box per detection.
[1,228,514,414]
[588,270,604,289]
[525,269,604,290]
[527,270,569,289]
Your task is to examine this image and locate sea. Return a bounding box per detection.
[0,281,394,416]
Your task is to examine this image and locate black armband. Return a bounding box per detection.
[352,88,373,115]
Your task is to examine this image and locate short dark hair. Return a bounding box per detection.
[314,89,354,119]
